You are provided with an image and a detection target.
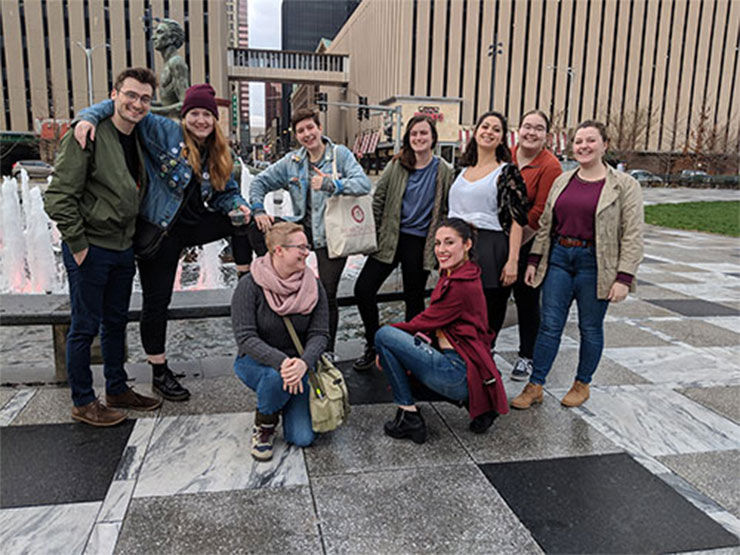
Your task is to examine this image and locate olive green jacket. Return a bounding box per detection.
[44,119,146,253]
[530,166,644,299]
[372,157,456,271]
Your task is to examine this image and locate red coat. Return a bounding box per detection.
[393,261,509,419]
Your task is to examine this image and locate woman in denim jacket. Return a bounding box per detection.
[75,84,252,402]
[248,109,371,353]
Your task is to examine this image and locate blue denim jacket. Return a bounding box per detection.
[250,138,371,248]
[77,100,247,231]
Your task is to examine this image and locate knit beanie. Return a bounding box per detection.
[181,84,219,119]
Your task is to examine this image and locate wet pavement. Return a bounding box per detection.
[1,187,739,554]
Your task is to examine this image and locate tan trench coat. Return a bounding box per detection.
[529,165,644,299]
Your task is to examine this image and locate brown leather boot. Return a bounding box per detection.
[561,381,590,407]
[510,383,544,410]
[71,399,127,427]
[106,387,163,411]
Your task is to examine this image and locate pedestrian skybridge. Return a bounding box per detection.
[227,48,350,86]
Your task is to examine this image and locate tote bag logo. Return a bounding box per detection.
[351,204,365,223]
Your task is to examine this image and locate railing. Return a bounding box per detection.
[228,48,349,74]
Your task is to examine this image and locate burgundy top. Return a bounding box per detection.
[528,173,633,285]
[392,261,509,419]
[553,173,605,240]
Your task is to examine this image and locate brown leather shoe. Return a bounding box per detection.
[72,399,127,427]
[510,383,544,410]
[561,381,590,407]
[106,387,162,412]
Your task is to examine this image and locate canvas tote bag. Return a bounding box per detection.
[323,146,377,259]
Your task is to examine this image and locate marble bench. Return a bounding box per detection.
[0,288,430,381]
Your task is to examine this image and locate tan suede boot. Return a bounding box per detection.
[561,381,590,407]
[510,383,544,410]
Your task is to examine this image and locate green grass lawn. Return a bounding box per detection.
[644,201,740,237]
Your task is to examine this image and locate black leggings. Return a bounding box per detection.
[486,240,541,358]
[139,211,252,355]
[247,220,346,351]
[355,233,429,345]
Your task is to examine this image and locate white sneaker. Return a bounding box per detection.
[510,358,533,381]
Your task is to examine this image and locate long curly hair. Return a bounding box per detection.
[459,111,512,166]
[181,121,233,191]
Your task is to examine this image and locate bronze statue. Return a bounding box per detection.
[151,19,189,117]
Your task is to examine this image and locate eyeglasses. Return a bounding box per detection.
[118,89,153,105]
[521,123,547,134]
[281,244,310,253]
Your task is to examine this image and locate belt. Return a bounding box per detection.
[557,236,594,248]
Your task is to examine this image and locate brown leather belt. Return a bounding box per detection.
[557,236,594,248]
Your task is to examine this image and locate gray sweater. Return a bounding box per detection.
[231,273,329,370]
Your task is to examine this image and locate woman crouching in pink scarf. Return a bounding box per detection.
[232,222,329,461]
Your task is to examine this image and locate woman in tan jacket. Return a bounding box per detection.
[511,120,644,410]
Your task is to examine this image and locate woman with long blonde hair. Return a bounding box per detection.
[75,84,252,402]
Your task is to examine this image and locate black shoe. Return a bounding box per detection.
[384,407,427,444]
[469,410,498,434]
[352,345,377,372]
[152,362,191,402]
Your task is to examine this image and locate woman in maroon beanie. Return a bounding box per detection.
[374,218,509,444]
[75,84,252,402]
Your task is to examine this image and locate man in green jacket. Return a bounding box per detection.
[45,68,162,426]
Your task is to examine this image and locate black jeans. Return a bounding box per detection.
[486,240,540,358]
[355,233,429,345]
[139,211,252,355]
[247,220,346,351]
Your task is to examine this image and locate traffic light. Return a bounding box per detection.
[358,96,368,120]
[383,112,393,141]
[231,94,239,128]
[317,92,328,112]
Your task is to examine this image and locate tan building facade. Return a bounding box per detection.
[323,0,740,156]
[1,0,231,133]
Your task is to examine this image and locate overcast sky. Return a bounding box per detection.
[249,0,282,130]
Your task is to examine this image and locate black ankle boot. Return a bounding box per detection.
[384,407,427,444]
[469,410,498,434]
[151,361,191,402]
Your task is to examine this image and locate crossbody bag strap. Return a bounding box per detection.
[282,316,323,396]
[282,316,304,356]
[332,145,338,181]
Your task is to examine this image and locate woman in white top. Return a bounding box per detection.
[448,111,529,344]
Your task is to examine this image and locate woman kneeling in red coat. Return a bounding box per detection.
[374,218,509,443]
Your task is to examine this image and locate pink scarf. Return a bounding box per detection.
[250,255,318,316]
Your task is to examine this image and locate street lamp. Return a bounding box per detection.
[547,65,577,130]
[488,35,505,111]
[76,42,109,105]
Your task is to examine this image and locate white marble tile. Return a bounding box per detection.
[686,263,740,274]
[680,273,740,286]
[0,388,36,426]
[97,480,135,523]
[657,282,738,302]
[603,346,740,386]
[0,502,100,555]
[577,385,740,457]
[83,522,120,555]
[495,324,577,353]
[693,317,740,334]
[114,417,157,481]
[134,412,308,498]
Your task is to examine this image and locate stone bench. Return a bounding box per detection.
[0,288,430,381]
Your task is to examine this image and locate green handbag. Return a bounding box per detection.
[283,317,350,433]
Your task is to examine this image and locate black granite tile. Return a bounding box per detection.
[725,272,740,278]
[339,361,452,405]
[641,256,665,264]
[645,298,740,317]
[636,279,654,286]
[0,421,134,508]
[480,453,739,554]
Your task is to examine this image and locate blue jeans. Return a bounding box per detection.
[62,243,135,406]
[530,243,609,386]
[234,353,314,447]
[374,326,469,406]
